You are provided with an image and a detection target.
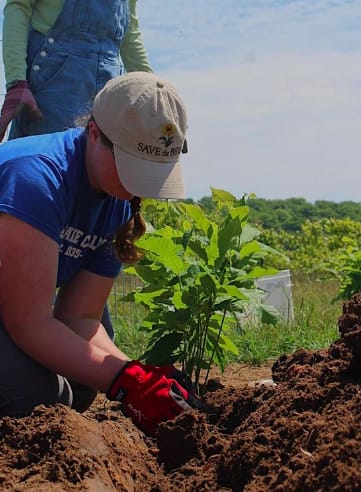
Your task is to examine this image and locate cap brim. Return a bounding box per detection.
[113,145,186,199]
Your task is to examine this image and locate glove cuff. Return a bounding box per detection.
[106,360,134,401]
[6,80,28,92]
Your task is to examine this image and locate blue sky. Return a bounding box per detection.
[1,1,361,202]
[138,1,361,202]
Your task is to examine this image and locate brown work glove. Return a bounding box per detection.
[0,81,42,141]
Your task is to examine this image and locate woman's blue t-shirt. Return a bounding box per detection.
[0,128,131,286]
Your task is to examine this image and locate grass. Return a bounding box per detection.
[113,316,149,359]
[107,273,148,359]
[110,272,344,366]
[230,273,342,365]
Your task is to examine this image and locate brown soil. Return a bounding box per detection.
[2,295,361,491]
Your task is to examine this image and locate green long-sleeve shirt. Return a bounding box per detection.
[2,0,152,86]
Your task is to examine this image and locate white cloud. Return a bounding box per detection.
[136,1,361,201]
[138,0,361,72]
[0,0,361,202]
[161,51,361,201]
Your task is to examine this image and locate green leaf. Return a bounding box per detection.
[120,291,136,302]
[181,288,199,307]
[244,266,278,280]
[172,290,187,309]
[214,331,239,355]
[239,240,262,258]
[179,202,213,235]
[230,205,249,222]
[205,227,219,266]
[214,295,247,312]
[211,187,237,204]
[132,264,161,283]
[199,273,217,295]
[142,332,183,365]
[219,284,249,300]
[181,230,192,249]
[137,236,187,275]
[133,288,167,307]
[255,304,282,324]
[239,223,261,244]
[218,216,243,257]
[187,238,209,263]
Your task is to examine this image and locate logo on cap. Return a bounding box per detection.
[159,123,176,149]
[136,122,182,158]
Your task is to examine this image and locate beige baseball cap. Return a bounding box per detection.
[92,72,188,199]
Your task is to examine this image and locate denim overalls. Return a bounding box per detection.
[10,0,130,137]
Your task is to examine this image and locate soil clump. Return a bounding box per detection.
[2,295,361,491]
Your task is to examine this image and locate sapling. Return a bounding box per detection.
[122,188,282,391]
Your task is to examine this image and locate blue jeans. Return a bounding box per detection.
[10,0,128,136]
[102,303,115,341]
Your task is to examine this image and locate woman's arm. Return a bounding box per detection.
[3,0,34,86]
[3,0,63,86]
[0,213,128,392]
[120,0,152,73]
[54,269,128,357]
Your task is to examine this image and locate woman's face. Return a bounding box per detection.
[86,121,134,200]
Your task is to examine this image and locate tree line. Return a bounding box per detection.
[195,196,361,232]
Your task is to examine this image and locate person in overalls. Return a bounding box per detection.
[0,0,152,338]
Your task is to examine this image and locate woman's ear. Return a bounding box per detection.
[87,120,101,143]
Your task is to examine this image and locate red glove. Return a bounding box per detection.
[106,360,204,435]
[0,81,43,141]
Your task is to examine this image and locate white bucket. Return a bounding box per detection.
[255,269,294,322]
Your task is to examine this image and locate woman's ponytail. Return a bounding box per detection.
[114,197,146,264]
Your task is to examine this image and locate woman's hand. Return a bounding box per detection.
[0,81,42,140]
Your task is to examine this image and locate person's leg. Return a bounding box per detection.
[0,324,71,417]
[101,303,115,341]
[69,381,98,413]
[0,322,96,416]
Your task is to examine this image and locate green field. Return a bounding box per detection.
[110,273,342,366]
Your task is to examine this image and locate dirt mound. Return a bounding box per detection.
[0,402,165,491]
[2,295,361,491]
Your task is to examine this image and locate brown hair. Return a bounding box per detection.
[85,117,146,264]
[114,196,146,264]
